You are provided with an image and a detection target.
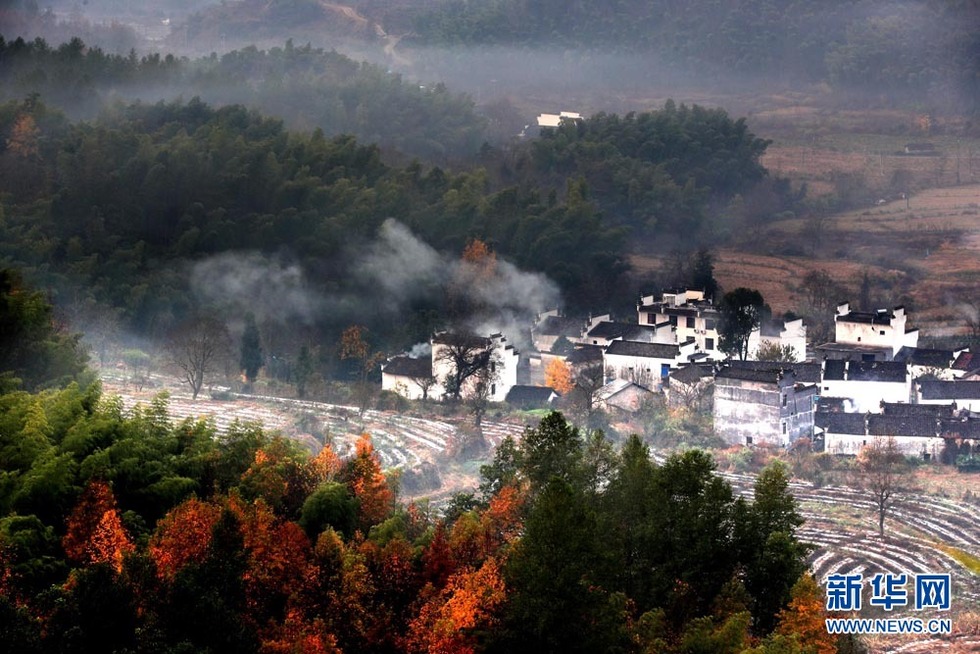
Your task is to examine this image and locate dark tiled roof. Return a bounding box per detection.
[669,363,715,385]
[605,340,680,359]
[431,332,489,348]
[536,315,583,337]
[586,321,658,341]
[505,385,557,405]
[816,342,893,357]
[918,380,980,400]
[847,361,908,383]
[868,414,938,438]
[953,351,976,371]
[566,345,603,365]
[880,402,954,418]
[816,411,866,435]
[823,359,846,381]
[382,356,432,378]
[729,360,822,384]
[940,418,980,440]
[895,347,956,368]
[716,365,785,384]
[838,310,895,325]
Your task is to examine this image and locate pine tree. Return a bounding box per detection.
[240,313,264,386]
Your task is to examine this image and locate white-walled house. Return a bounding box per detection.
[638,288,807,362]
[381,355,435,400]
[574,314,670,348]
[747,318,807,362]
[895,346,968,381]
[916,380,980,412]
[638,289,724,359]
[713,366,817,447]
[816,403,954,458]
[828,303,919,359]
[385,331,520,403]
[603,339,698,390]
[820,360,911,412]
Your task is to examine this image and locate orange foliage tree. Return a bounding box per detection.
[776,574,836,654]
[6,114,40,159]
[461,238,497,276]
[544,358,574,395]
[309,444,342,483]
[422,522,455,589]
[62,480,134,572]
[149,497,223,580]
[405,557,507,654]
[261,608,341,654]
[235,498,313,618]
[340,434,394,531]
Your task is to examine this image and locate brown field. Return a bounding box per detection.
[631,184,980,336]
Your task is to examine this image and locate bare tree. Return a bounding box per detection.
[165,316,232,400]
[670,377,714,414]
[856,437,908,536]
[796,269,844,344]
[339,325,384,418]
[121,349,152,391]
[433,332,494,402]
[568,363,605,418]
[409,372,438,402]
[468,354,500,431]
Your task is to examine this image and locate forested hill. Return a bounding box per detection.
[0,36,488,162]
[0,96,627,343]
[413,0,980,111]
[0,68,785,348]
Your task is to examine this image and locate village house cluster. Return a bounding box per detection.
[381,290,980,459]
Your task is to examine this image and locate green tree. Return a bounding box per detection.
[719,288,766,360]
[299,482,359,540]
[0,269,88,391]
[499,477,626,653]
[519,411,583,494]
[239,313,263,388]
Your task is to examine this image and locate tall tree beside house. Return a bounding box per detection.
[338,325,384,416]
[240,313,263,388]
[544,358,574,395]
[719,287,766,361]
[434,332,495,402]
[689,248,719,300]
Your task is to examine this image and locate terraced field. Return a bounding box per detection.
[102,372,978,651]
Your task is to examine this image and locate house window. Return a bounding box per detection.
[706,319,717,330]
[669,315,678,326]
[661,364,670,378]
[491,383,496,396]
[857,336,862,342]
[782,394,787,407]
[782,422,787,434]
[746,436,753,445]
[705,337,715,350]
[686,316,695,328]
[879,330,886,335]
